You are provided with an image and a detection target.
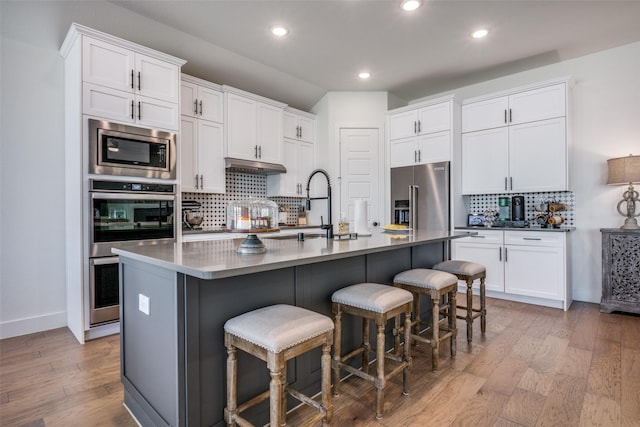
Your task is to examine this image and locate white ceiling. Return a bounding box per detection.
[111,0,640,110]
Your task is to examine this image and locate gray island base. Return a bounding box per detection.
[113,229,472,426]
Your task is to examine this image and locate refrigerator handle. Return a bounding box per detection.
[409,185,418,229]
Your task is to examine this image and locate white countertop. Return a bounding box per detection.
[113,229,473,280]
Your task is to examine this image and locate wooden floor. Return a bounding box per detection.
[1,297,639,426]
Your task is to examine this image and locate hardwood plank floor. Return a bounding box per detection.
[1,297,639,427]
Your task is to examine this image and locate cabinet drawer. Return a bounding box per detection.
[455,229,503,245]
[504,231,564,247]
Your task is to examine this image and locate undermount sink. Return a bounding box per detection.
[264,233,327,240]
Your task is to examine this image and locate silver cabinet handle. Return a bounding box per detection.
[504,177,508,191]
[414,150,418,163]
[499,246,502,261]
[510,177,513,191]
[131,70,134,89]
[138,101,141,120]
[137,71,141,91]
[505,247,508,262]
[195,174,199,189]
[258,146,262,158]
[200,174,203,188]
[194,100,198,115]
[509,108,512,123]
[471,235,486,238]
[418,150,421,162]
[199,100,203,116]
[418,120,421,133]
[523,237,542,241]
[504,109,507,124]
[131,100,134,120]
[254,145,258,158]
[414,121,417,134]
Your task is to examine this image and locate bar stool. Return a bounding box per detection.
[332,283,413,419]
[224,304,334,426]
[393,268,458,370]
[433,260,487,343]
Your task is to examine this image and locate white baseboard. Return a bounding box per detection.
[0,310,67,340]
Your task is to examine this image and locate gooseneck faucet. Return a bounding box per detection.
[306,169,333,239]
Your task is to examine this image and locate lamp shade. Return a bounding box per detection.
[607,155,640,185]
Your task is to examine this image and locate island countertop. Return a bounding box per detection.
[113,229,473,280]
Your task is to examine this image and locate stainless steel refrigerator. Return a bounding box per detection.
[390,161,450,231]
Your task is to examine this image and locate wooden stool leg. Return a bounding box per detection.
[321,340,333,426]
[280,363,287,427]
[225,344,238,427]
[449,290,457,357]
[362,317,370,374]
[480,276,487,334]
[431,294,440,371]
[332,308,342,397]
[394,315,401,357]
[403,309,412,396]
[465,278,474,343]
[269,367,283,427]
[375,321,385,420]
[413,293,422,338]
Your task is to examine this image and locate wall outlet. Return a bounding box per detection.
[138,294,150,315]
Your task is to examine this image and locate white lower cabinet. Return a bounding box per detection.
[453,229,571,310]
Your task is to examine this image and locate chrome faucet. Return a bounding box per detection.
[306,169,333,239]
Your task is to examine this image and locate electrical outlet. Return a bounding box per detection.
[139,294,150,315]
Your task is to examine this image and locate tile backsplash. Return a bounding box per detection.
[182,172,305,228]
[466,191,575,226]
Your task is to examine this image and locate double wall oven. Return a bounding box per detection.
[87,120,177,326]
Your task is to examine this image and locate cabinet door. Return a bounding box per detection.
[83,82,134,124]
[256,102,283,164]
[509,117,566,192]
[298,116,315,143]
[283,112,299,140]
[180,116,198,191]
[198,87,223,123]
[418,102,450,135]
[180,81,198,117]
[452,240,504,292]
[298,141,314,193]
[504,244,564,300]
[225,93,257,160]
[462,96,509,133]
[136,95,179,131]
[389,110,418,140]
[389,137,417,168]
[135,54,179,103]
[508,83,566,125]
[417,130,450,164]
[198,120,225,193]
[83,37,134,93]
[461,127,509,194]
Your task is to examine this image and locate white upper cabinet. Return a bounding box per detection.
[79,33,183,131]
[461,79,570,194]
[83,36,180,103]
[462,82,566,133]
[224,87,285,165]
[283,110,315,144]
[181,75,223,123]
[388,96,459,168]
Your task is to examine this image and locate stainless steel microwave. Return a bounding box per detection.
[89,119,176,179]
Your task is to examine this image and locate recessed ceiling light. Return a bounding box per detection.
[401,0,422,11]
[271,25,288,37]
[472,29,489,39]
[358,72,371,79]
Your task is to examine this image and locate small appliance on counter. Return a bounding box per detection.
[182,200,204,230]
[498,197,510,221]
[511,196,525,221]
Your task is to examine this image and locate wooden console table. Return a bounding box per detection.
[600,228,640,314]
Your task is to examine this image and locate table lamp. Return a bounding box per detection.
[607,154,640,229]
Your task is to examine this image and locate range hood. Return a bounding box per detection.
[224,157,286,175]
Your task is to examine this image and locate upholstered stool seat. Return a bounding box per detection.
[433,260,487,343]
[393,268,458,370]
[224,304,334,426]
[332,283,413,419]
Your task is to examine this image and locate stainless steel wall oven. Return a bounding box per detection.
[88,179,176,325]
[89,119,176,180]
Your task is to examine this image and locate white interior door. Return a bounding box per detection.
[339,128,381,231]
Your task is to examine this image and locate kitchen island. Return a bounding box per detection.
[113,229,472,426]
